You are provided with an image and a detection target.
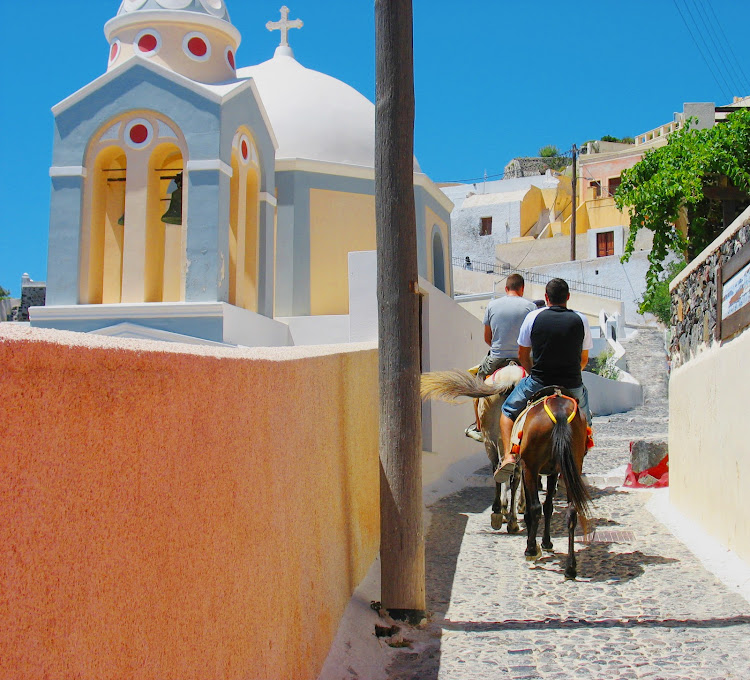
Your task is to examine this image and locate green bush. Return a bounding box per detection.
[591,348,621,381]
[638,259,687,325]
[600,135,635,144]
[538,145,561,158]
[0,286,9,300]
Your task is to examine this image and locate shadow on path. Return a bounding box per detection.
[425,485,495,616]
[440,614,750,632]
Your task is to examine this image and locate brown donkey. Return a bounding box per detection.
[518,392,591,579]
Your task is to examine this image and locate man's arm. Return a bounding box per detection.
[484,324,492,346]
[580,350,589,371]
[518,346,532,372]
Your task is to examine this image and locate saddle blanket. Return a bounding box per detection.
[509,392,593,453]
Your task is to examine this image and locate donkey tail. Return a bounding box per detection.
[551,415,591,521]
[420,368,521,403]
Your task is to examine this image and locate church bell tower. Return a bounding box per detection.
[40,0,279,344]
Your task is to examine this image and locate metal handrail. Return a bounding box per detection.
[453,256,622,300]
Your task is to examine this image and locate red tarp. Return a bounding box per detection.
[623,449,669,488]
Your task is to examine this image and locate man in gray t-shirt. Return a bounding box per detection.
[466,274,536,441]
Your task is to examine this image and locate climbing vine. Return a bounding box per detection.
[615,108,750,299]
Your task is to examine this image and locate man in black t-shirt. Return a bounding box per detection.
[494,278,593,483]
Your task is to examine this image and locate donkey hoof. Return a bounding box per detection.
[525,546,542,561]
[564,567,577,580]
[507,522,521,534]
[542,541,554,552]
[490,513,503,530]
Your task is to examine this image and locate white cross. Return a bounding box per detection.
[266,6,303,47]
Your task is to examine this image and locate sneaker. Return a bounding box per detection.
[493,459,516,483]
[464,424,484,442]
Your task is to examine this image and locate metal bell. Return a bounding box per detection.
[161,172,183,225]
[117,214,125,226]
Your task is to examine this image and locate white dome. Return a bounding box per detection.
[239,53,420,171]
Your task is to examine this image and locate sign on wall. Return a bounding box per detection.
[718,240,750,340]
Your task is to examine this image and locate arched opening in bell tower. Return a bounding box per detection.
[87,146,127,304]
[228,130,261,312]
[147,144,184,302]
[81,112,188,305]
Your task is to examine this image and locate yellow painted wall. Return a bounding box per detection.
[520,187,545,236]
[557,197,629,236]
[0,325,380,679]
[559,203,591,236]
[669,331,750,564]
[585,197,629,231]
[309,189,376,316]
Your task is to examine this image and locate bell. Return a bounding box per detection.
[161,172,183,225]
[117,214,125,226]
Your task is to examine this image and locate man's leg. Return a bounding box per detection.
[466,355,497,441]
[500,412,514,465]
[494,376,537,482]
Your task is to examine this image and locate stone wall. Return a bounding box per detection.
[670,210,750,369]
[16,282,46,321]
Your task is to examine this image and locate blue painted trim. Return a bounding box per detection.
[33,315,224,343]
[47,176,84,306]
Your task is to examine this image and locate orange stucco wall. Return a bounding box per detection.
[0,326,379,679]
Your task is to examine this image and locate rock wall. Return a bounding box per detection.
[670,212,750,369]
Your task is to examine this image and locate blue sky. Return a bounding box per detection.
[1,0,749,296]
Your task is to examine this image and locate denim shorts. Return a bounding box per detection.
[502,375,592,424]
[477,354,514,380]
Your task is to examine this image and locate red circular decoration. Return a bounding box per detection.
[241,140,249,160]
[227,49,235,69]
[110,43,119,62]
[188,37,208,57]
[138,34,158,53]
[130,124,149,145]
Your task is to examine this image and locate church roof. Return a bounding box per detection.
[238,54,375,168]
[238,52,421,172]
[116,0,231,23]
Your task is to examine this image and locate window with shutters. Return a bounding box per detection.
[597,231,615,257]
[608,176,621,196]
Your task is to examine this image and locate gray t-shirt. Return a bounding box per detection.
[483,295,537,359]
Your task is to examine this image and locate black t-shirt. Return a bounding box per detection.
[523,306,586,388]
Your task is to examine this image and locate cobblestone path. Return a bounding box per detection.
[386,330,750,679]
[586,328,669,479]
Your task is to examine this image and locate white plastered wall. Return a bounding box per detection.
[348,251,493,492]
[669,331,750,564]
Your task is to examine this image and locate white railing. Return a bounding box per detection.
[634,120,683,147]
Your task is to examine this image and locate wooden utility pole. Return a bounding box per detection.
[571,144,578,261]
[374,0,425,622]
